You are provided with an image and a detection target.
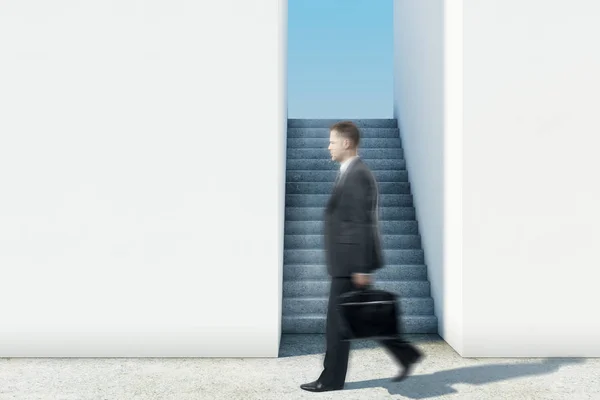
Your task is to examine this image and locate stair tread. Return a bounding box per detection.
[287,156,403,158]
[284,246,421,248]
[286,168,406,171]
[286,180,406,183]
[286,220,417,222]
[285,233,419,236]
[287,157,403,160]
[286,194,412,196]
[287,169,405,172]
[287,127,399,130]
[285,249,423,251]
[286,314,435,318]
[285,279,427,282]
[285,219,415,222]
[287,138,402,141]
[284,263,427,266]
[284,295,432,300]
[287,160,406,170]
[284,265,427,270]
[285,206,416,212]
[285,281,427,284]
[285,206,414,209]
[288,119,397,128]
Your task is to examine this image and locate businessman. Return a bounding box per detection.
[300,121,423,393]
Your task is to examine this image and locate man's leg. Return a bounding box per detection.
[377,338,423,381]
[317,277,354,387]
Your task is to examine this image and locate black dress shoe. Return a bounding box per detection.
[300,380,343,392]
[392,353,423,382]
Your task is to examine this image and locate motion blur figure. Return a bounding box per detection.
[300,121,422,393]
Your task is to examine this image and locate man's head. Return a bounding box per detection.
[328,121,360,163]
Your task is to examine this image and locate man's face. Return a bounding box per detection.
[328,130,346,162]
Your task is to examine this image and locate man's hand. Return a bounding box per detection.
[352,273,372,288]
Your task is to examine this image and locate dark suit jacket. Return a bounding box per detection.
[324,157,384,277]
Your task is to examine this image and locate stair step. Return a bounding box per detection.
[285,221,419,235]
[288,119,397,128]
[283,280,430,297]
[287,159,406,170]
[287,148,403,159]
[283,297,434,315]
[286,182,410,194]
[287,127,400,138]
[282,314,438,334]
[284,249,424,265]
[284,234,421,249]
[287,170,408,182]
[287,138,401,148]
[286,194,413,207]
[283,264,428,281]
[285,207,415,221]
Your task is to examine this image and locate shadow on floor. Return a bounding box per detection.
[345,358,586,398]
[279,334,586,398]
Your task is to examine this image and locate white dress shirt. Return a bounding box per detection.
[340,155,359,176]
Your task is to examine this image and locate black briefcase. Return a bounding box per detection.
[337,287,403,341]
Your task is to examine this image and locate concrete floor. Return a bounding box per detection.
[0,334,598,399]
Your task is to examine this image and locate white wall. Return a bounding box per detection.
[0,0,287,357]
[395,0,600,356]
[462,0,600,356]
[393,0,465,352]
[278,0,288,353]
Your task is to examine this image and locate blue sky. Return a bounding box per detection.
[287,0,394,118]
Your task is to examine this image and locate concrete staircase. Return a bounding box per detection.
[282,118,438,334]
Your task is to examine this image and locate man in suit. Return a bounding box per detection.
[300,121,423,393]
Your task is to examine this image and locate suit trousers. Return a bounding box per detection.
[318,277,422,387]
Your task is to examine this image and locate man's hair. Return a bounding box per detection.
[330,121,360,148]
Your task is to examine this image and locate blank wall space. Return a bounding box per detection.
[463,0,600,356]
[0,0,286,357]
[393,0,451,346]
